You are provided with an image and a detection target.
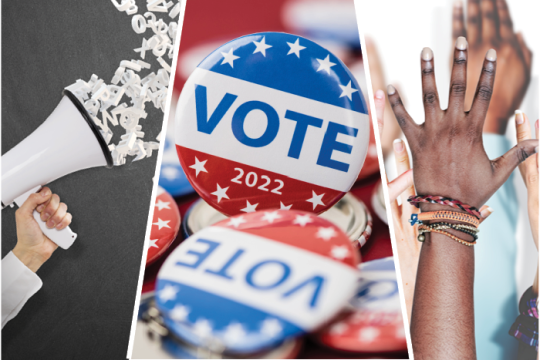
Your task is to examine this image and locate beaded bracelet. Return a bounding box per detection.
[408,195,482,219]
[420,222,479,240]
[418,225,476,246]
[409,210,480,227]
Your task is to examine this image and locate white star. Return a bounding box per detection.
[220,48,240,68]
[358,327,380,342]
[293,214,313,227]
[189,157,208,177]
[161,166,180,180]
[339,80,359,100]
[286,38,306,58]
[260,318,282,337]
[148,239,159,249]
[331,245,350,260]
[153,218,171,230]
[158,284,178,302]
[316,55,336,74]
[227,216,246,228]
[169,304,190,322]
[329,322,348,335]
[316,227,337,240]
[253,36,272,57]
[306,191,325,210]
[193,318,213,338]
[211,184,230,203]
[261,211,281,223]
[240,200,258,213]
[223,322,246,344]
[155,199,171,211]
[280,202,292,210]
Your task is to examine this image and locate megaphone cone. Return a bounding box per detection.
[2,89,113,207]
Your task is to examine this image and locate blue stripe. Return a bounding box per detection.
[196,32,367,114]
[156,279,304,354]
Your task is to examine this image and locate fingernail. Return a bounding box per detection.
[421,47,433,61]
[387,85,396,95]
[481,207,494,218]
[36,205,44,212]
[44,212,51,219]
[535,146,539,154]
[56,223,63,229]
[515,110,524,125]
[393,138,404,152]
[455,36,468,51]
[486,49,497,61]
[375,89,384,99]
[47,220,55,228]
[41,188,50,197]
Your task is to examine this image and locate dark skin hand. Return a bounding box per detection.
[387,38,537,358]
[453,0,532,134]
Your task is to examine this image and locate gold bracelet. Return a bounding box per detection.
[418,225,476,246]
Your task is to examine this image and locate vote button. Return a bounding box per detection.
[175,32,370,216]
[155,209,360,354]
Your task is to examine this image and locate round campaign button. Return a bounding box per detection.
[147,187,181,266]
[159,135,195,197]
[176,32,370,216]
[155,209,360,355]
[317,257,407,353]
[182,193,371,246]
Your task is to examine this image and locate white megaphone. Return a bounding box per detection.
[2,89,113,249]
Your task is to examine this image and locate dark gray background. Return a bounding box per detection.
[2,1,165,358]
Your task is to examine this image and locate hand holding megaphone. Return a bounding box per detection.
[2,90,113,249]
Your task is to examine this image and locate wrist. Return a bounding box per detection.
[12,245,49,272]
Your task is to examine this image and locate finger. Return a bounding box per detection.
[393,139,416,222]
[469,49,497,121]
[515,110,536,179]
[492,138,539,185]
[496,0,513,39]
[388,169,414,203]
[535,119,540,173]
[40,194,60,222]
[481,0,500,42]
[516,32,533,68]
[448,37,469,112]
[56,213,73,230]
[467,0,482,44]
[47,202,67,229]
[536,119,539,168]
[452,1,467,43]
[420,47,441,117]
[479,205,494,223]
[387,85,420,138]
[374,89,386,139]
[18,187,52,217]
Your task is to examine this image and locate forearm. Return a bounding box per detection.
[410,232,476,359]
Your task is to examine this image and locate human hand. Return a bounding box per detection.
[387,40,537,211]
[453,0,532,134]
[515,112,539,249]
[12,187,72,272]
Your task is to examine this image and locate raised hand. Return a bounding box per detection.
[453,0,532,134]
[387,38,537,211]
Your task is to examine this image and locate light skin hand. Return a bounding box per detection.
[515,112,539,294]
[453,0,532,134]
[12,187,72,272]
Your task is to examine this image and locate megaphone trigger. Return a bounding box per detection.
[13,186,78,250]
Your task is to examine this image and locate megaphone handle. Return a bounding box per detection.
[13,186,78,250]
[32,210,78,249]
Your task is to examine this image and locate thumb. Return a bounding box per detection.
[17,187,52,217]
[492,139,538,185]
